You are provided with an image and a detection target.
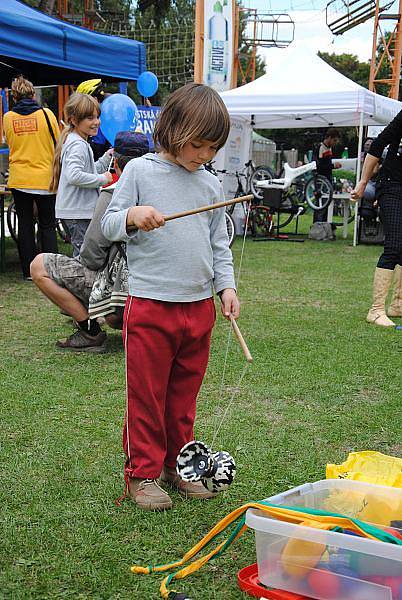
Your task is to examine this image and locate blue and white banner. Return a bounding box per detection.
[203,0,234,92]
[136,105,161,150]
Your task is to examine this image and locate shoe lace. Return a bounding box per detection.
[142,478,165,492]
[115,477,166,506]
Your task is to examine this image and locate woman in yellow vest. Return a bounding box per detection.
[4,76,59,279]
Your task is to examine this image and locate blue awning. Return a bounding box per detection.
[0,0,146,86]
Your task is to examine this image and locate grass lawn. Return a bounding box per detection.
[1,222,401,600]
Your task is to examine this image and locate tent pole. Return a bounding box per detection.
[58,85,64,125]
[353,110,364,247]
[194,0,204,84]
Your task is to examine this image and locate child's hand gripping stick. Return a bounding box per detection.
[127,194,253,231]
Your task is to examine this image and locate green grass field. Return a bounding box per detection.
[1,224,401,599]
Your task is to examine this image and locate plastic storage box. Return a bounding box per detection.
[246,479,402,600]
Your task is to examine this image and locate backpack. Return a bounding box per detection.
[308,222,336,241]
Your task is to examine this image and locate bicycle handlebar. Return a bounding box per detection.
[206,161,252,179]
[217,170,247,178]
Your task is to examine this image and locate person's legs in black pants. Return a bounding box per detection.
[35,194,58,254]
[367,180,402,327]
[12,189,36,278]
[377,182,402,270]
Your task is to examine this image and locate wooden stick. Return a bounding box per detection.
[164,194,253,221]
[126,194,253,231]
[229,314,253,363]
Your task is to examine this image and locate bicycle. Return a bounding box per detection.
[224,210,236,247]
[207,161,274,240]
[6,197,71,245]
[255,142,333,209]
[256,161,334,231]
[1,172,71,245]
[245,159,275,200]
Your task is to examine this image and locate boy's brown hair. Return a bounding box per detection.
[325,127,340,140]
[154,83,230,155]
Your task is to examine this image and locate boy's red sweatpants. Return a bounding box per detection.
[123,296,216,479]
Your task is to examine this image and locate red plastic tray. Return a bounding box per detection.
[237,563,312,599]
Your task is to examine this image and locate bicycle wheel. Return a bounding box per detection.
[7,198,55,246]
[6,199,19,243]
[248,166,274,200]
[277,190,301,229]
[305,174,333,211]
[248,205,273,237]
[225,211,236,247]
[56,219,71,243]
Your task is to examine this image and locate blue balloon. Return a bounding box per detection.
[137,71,159,98]
[100,94,138,145]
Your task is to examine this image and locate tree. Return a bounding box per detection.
[319,38,399,99]
[37,0,56,12]
[22,0,133,17]
[318,51,370,88]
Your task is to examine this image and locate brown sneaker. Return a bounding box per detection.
[56,329,107,353]
[159,466,217,500]
[127,478,172,511]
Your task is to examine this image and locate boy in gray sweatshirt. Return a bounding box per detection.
[101,83,240,511]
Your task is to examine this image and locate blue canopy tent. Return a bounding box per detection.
[0,0,146,86]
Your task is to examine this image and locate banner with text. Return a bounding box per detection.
[214,118,252,198]
[136,105,161,150]
[203,0,234,92]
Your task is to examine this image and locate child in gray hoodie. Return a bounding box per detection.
[102,83,240,511]
[50,93,112,256]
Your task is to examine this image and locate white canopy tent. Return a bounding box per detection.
[220,45,402,244]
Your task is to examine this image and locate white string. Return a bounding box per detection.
[211,200,252,449]
[211,363,249,448]
[235,200,252,290]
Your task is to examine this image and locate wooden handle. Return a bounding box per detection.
[127,194,253,231]
[230,315,253,363]
[164,194,253,221]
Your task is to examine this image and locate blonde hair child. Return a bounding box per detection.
[50,92,112,257]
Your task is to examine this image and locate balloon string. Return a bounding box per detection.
[211,202,251,449]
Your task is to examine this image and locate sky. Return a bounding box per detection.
[241,0,399,67]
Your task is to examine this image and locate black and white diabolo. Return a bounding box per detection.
[176,440,236,493]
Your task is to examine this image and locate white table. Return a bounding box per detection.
[327,192,351,239]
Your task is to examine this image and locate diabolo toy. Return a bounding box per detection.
[176,440,236,493]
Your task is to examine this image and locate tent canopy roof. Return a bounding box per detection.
[0,0,146,86]
[252,131,275,145]
[221,45,402,129]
